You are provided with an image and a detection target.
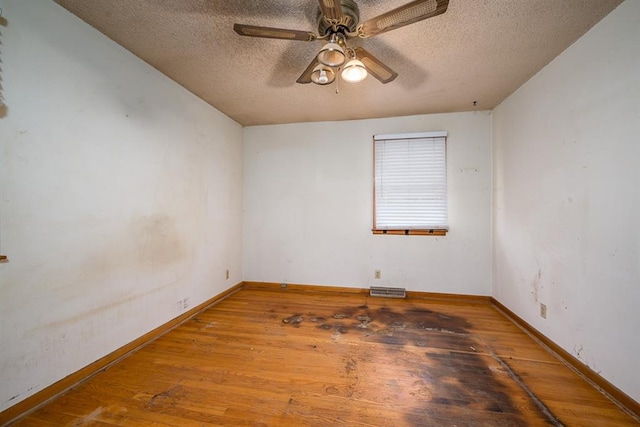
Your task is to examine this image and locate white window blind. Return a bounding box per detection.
[374,132,448,231]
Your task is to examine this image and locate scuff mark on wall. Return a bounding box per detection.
[28,280,177,339]
[531,268,542,302]
[574,344,584,359]
[4,386,34,405]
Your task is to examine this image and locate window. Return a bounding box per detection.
[373,131,448,235]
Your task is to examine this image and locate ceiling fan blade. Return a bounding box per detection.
[318,0,344,21]
[355,47,398,84]
[359,0,449,38]
[296,57,321,84]
[233,23,316,41]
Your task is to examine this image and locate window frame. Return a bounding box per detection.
[372,131,448,236]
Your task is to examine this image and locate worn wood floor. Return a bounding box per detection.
[12,287,639,426]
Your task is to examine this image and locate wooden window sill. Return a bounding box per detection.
[372,229,448,236]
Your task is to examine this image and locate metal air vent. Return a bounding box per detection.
[370,286,406,298]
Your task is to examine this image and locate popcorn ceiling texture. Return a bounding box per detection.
[54,0,623,126]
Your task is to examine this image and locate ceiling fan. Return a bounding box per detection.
[233,0,449,86]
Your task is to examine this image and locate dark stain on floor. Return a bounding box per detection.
[147,385,185,410]
[281,304,562,426]
[281,314,304,327]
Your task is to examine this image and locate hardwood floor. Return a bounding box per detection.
[11,287,639,426]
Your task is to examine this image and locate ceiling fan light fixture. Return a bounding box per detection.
[341,59,367,83]
[310,64,336,85]
[317,42,346,67]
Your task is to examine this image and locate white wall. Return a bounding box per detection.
[0,0,243,411]
[244,112,492,295]
[492,0,639,401]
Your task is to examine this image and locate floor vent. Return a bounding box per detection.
[370,286,406,298]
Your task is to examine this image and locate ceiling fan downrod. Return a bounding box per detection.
[317,0,361,37]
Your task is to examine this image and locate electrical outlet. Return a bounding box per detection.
[225,269,230,280]
[177,298,189,312]
[374,270,381,279]
[540,303,547,319]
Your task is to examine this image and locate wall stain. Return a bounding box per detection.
[131,214,186,267]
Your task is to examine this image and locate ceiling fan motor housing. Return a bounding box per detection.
[317,0,360,36]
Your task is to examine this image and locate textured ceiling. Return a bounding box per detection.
[54,0,623,127]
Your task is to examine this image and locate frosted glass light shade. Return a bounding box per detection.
[341,59,367,83]
[311,64,336,85]
[317,42,346,67]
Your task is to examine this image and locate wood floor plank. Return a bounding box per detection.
[10,287,639,426]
